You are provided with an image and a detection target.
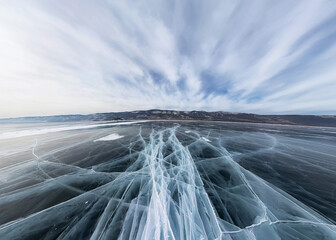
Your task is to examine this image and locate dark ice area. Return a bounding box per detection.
[0,121,335,239]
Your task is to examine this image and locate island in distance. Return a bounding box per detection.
[1,109,336,127]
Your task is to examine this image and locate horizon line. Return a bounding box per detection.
[1,109,335,121]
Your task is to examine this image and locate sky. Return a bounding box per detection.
[0,0,336,118]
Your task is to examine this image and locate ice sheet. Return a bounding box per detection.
[0,122,335,239]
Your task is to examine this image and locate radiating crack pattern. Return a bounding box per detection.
[0,121,335,239]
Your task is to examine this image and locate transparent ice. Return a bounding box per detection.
[0,122,335,239]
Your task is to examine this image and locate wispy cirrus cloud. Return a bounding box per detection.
[0,0,335,118]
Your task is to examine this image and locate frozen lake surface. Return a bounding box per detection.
[0,121,335,239]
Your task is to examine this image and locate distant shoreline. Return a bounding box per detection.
[2,118,336,129]
[1,109,336,128]
[131,118,336,128]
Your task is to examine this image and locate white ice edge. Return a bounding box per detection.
[0,121,148,140]
[94,133,124,142]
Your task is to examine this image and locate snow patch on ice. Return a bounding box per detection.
[0,121,147,140]
[94,133,124,142]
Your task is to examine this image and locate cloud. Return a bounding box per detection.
[0,0,335,118]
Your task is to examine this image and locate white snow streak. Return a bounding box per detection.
[94,133,124,142]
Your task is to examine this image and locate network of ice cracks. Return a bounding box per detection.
[0,126,335,240]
